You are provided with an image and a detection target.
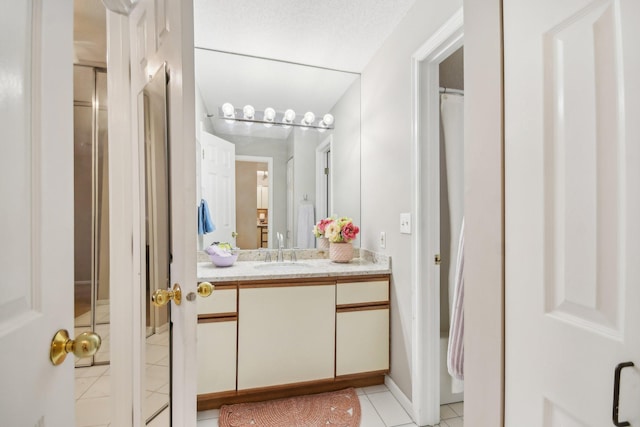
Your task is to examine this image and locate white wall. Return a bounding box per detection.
[360,0,463,400]
[292,128,319,245]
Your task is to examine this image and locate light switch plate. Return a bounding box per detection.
[379,231,386,249]
[400,213,411,234]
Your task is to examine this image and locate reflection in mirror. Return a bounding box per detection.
[73,65,110,367]
[141,63,171,424]
[195,49,361,251]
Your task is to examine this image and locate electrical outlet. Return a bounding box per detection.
[400,213,411,234]
[379,231,386,249]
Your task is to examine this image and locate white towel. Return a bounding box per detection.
[447,218,464,386]
[296,203,315,249]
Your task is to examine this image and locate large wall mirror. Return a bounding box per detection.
[194,49,361,251]
[141,63,171,424]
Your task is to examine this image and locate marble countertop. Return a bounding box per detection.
[197,249,391,282]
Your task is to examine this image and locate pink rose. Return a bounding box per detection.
[341,222,359,242]
[318,218,333,233]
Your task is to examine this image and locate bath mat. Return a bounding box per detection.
[218,388,361,427]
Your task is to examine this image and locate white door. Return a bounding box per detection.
[200,130,236,247]
[505,0,640,425]
[0,1,76,425]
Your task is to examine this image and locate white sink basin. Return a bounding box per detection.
[254,262,311,270]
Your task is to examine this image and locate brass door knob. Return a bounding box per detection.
[50,329,102,366]
[231,231,238,238]
[152,283,182,307]
[197,282,215,298]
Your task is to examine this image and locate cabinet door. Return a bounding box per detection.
[196,287,237,316]
[197,319,237,394]
[336,307,389,376]
[238,284,335,390]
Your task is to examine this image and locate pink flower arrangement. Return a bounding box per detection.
[313,217,335,238]
[323,217,360,243]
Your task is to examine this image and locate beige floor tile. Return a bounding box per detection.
[75,396,111,427]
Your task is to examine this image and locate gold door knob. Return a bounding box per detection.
[152,283,182,307]
[231,231,238,238]
[50,329,102,366]
[197,282,215,298]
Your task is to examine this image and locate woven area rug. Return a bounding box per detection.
[218,388,361,427]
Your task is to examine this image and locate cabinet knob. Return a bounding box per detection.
[197,282,215,298]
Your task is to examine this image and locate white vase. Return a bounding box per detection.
[317,237,330,250]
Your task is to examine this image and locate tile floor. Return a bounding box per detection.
[74,329,170,427]
[75,319,462,427]
[196,384,464,427]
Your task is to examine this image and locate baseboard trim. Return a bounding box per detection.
[198,373,385,411]
[385,375,415,423]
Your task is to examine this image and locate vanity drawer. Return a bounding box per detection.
[336,279,389,305]
[197,283,237,315]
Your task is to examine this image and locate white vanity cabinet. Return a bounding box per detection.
[336,277,390,376]
[237,281,336,390]
[197,283,237,395]
[196,274,391,410]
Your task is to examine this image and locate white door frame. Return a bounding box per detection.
[315,135,333,221]
[236,155,274,248]
[105,9,138,427]
[410,8,463,426]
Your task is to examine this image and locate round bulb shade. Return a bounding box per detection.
[302,111,315,125]
[264,107,276,122]
[243,105,255,119]
[221,103,235,117]
[283,109,296,123]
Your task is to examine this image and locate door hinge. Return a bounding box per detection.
[435,254,441,265]
[324,167,329,175]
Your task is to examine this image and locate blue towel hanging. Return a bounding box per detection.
[198,199,216,235]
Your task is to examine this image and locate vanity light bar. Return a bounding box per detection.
[208,105,335,131]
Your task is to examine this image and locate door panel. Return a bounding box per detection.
[0,0,75,425]
[504,0,640,425]
[200,130,236,248]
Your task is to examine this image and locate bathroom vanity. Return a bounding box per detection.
[196,250,391,410]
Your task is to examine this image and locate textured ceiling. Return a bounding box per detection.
[193,0,418,73]
[194,0,416,139]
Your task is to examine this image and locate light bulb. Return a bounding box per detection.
[322,113,334,126]
[243,105,255,120]
[221,103,235,118]
[283,109,296,123]
[301,111,315,126]
[263,107,276,127]
[282,109,296,128]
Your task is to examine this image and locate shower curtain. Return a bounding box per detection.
[440,93,464,393]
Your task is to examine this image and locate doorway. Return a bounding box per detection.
[235,156,273,249]
[410,8,464,426]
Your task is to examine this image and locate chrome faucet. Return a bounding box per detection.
[276,232,284,262]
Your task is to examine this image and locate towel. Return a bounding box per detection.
[447,218,464,385]
[198,199,215,235]
[296,203,315,248]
